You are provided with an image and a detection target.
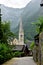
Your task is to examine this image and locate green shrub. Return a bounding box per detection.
[30,41,35,50]
[0,43,13,64]
[14,51,21,57]
[0,43,25,64]
[0,55,4,64]
[13,51,24,57]
[20,52,25,57]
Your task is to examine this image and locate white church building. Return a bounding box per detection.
[11,19,24,45]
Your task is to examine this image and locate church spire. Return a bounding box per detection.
[19,18,24,33]
[19,18,24,45]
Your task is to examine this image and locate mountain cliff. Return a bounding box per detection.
[1,0,43,40]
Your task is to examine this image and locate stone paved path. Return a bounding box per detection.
[12,57,36,65]
[2,57,37,65]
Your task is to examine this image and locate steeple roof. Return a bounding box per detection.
[19,18,24,33]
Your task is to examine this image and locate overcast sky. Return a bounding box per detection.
[0,0,31,8]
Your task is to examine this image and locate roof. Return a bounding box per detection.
[12,45,25,51]
[12,44,29,51]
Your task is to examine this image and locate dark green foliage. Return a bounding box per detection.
[13,51,24,57]
[0,21,10,43]
[33,17,43,33]
[0,21,3,42]
[36,17,43,33]
[30,41,35,50]
[1,21,11,43]
[0,43,14,64]
[0,21,15,43]
[0,21,16,64]
[0,20,18,64]
[0,43,25,64]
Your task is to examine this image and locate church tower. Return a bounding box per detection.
[19,18,24,45]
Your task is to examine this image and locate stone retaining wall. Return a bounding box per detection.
[39,32,43,65]
[33,32,43,65]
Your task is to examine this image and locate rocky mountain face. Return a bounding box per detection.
[1,4,24,29]
[1,0,43,40]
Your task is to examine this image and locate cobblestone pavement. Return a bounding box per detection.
[12,57,37,65]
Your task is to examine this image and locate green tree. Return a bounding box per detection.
[0,21,3,42]
[0,21,15,43]
[0,43,13,64]
[32,17,43,34]
[34,17,43,33]
[1,21,10,43]
[30,41,35,50]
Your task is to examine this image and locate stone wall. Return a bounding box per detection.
[39,32,43,65]
[33,32,43,65]
[33,45,39,62]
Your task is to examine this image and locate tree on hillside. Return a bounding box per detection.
[35,17,43,33]
[0,21,15,43]
[32,17,43,34]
